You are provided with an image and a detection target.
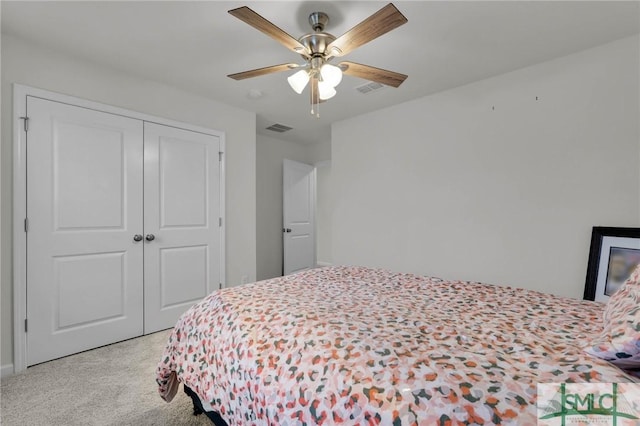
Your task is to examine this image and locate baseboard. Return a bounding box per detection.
[316,261,332,268]
[1,363,14,378]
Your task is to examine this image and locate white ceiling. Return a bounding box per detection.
[2,1,639,145]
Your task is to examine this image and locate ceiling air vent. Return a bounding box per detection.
[266,123,293,133]
[355,81,385,95]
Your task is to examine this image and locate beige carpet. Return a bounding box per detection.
[0,330,212,426]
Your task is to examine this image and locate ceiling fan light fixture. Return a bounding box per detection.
[228,4,408,113]
[288,70,310,94]
[318,80,337,100]
[320,63,343,87]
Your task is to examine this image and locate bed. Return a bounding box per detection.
[157,266,638,425]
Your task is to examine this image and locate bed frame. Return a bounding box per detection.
[183,385,228,426]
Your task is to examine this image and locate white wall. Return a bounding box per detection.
[309,140,333,266]
[307,139,331,164]
[315,161,333,266]
[1,35,257,369]
[332,35,640,299]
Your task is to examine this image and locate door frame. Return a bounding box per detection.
[12,84,226,373]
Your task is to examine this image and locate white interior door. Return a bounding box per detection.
[283,159,316,275]
[143,122,221,333]
[26,96,144,366]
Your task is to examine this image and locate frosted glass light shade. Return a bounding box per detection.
[287,70,310,94]
[318,80,337,100]
[320,63,343,87]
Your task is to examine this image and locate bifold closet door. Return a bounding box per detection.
[26,97,144,366]
[143,123,221,334]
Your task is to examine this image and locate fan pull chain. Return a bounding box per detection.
[310,78,319,118]
[316,78,320,118]
[316,83,320,118]
[310,79,316,116]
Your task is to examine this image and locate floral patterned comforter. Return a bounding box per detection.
[157,266,635,425]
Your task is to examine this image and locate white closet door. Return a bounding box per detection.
[26,97,144,366]
[143,122,221,333]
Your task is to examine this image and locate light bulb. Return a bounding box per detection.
[318,80,336,100]
[287,70,310,94]
[320,63,343,87]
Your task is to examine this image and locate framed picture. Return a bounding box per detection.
[584,227,640,302]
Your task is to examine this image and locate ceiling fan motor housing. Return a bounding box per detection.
[299,12,336,59]
[299,32,336,58]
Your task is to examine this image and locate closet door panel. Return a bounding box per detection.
[143,122,221,333]
[26,96,144,366]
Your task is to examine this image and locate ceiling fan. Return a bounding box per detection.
[227,3,408,116]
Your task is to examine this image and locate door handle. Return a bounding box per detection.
[133,234,143,242]
[145,234,155,242]
[283,228,292,233]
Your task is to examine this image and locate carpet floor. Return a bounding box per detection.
[1,330,212,426]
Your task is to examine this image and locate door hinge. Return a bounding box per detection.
[19,116,29,132]
[219,283,222,290]
[219,217,222,227]
[24,319,28,333]
[24,218,29,232]
[219,151,223,161]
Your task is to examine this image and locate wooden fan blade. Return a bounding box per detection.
[339,61,407,88]
[327,3,407,57]
[228,63,298,80]
[229,7,308,55]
